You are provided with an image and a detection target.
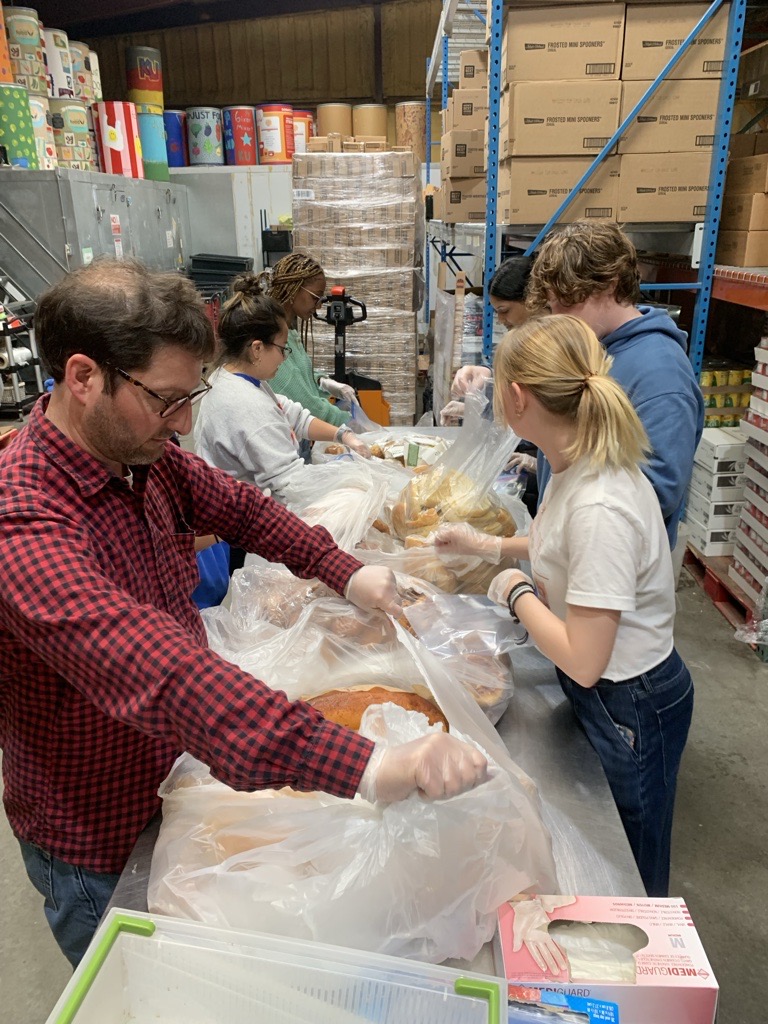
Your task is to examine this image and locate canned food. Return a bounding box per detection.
[700,370,716,387]
[743,368,754,385]
[721,414,739,427]
[724,393,739,408]
[713,369,729,387]
[728,368,744,386]
[704,414,722,427]
[704,392,717,408]
[711,393,727,408]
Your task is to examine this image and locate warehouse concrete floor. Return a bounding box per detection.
[1,573,766,1023]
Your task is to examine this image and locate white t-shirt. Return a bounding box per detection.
[528,457,675,681]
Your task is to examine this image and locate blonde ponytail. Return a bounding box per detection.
[493,314,648,472]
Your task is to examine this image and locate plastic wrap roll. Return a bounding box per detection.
[186,106,224,165]
[163,109,188,167]
[88,50,102,101]
[0,82,38,167]
[255,103,293,164]
[353,104,388,139]
[93,100,142,177]
[126,45,163,108]
[137,104,170,180]
[43,28,73,98]
[317,102,352,137]
[0,5,14,85]
[28,93,57,168]
[68,41,93,102]
[395,101,426,164]
[222,105,257,165]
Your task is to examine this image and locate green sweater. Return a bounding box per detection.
[270,328,350,427]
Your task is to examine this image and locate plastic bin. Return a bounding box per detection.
[46,910,504,1024]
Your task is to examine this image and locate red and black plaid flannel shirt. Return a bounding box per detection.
[0,397,373,873]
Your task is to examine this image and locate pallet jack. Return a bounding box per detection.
[314,285,391,426]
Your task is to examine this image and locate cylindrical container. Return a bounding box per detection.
[712,368,729,387]
[255,103,294,164]
[0,5,14,84]
[704,413,722,428]
[5,7,41,50]
[395,100,427,163]
[126,45,163,108]
[136,103,169,180]
[68,41,93,102]
[93,100,143,178]
[38,20,53,97]
[186,106,224,165]
[50,97,92,168]
[292,108,314,153]
[222,105,257,165]
[0,82,37,167]
[317,102,352,138]
[353,103,387,139]
[28,93,57,168]
[699,369,715,388]
[163,108,188,167]
[43,28,73,98]
[88,49,102,101]
[85,105,100,171]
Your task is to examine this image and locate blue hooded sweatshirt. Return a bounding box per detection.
[537,306,704,547]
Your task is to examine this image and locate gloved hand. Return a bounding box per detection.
[433,523,503,564]
[505,452,537,474]
[488,568,534,607]
[357,732,488,802]
[451,364,492,397]
[439,399,465,426]
[345,565,402,616]
[511,898,569,975]
[319,376,356,403]
[340,430,372,459]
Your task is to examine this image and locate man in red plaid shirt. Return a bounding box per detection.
[0,259,487,966]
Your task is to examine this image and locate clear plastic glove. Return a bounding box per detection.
[345,418,368,435]
[488,568,533,607]
[357,732,488,802]
[439,399,465,426]
[320,376,356,403]
[340,430,372,459]
[511,897,569,975]
[345,565,402,616]
[451,364,492,397]
[433,522,503,564]
[506,452,537,474]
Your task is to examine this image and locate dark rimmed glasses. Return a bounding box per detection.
[113,366,212,419]
[270,341,292,357]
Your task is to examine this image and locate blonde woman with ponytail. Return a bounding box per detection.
[435,315,693,898]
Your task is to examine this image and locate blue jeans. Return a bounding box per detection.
[557,648,693,898]
[18,839,121,967]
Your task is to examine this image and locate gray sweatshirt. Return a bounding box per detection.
[194,367,315,502]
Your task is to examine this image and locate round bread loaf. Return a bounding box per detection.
[305,685,448,732]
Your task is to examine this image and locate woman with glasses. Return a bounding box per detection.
[264,252,354,433]
[195,273,370,516]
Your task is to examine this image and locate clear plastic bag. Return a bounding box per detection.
[148,623,557,963]
[734,574,768,645]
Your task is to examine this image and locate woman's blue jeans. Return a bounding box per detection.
[18,839,121,967]
[557,647,694,898]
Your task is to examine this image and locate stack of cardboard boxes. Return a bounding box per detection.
[730,333,768,605]
[717,131,768,266]
[684,426,746,558]
[437,49,490,223]
[292,151,422,424]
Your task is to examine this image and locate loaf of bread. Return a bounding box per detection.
[305,684,448,732]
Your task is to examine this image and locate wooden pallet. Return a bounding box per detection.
[682,545,757,633]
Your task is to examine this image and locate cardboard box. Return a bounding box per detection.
[440,175,487,223]
[729,133,757,159]
[500,80,621,158]
[622,4,728,81]
[618,79,718,154]
[694,425,746,470]
[716,230,768,267]
[498,155,620,224]
[502,4,624,84]
[686,488,745,528]
[725,153,768,194]
[441,104,451,135]
[690,461,746,500]
[440,129,486,178]
[719,192,768,232]
[496,896,718,1024]
[450,88,488,130]
[618,152,710,222]
[685,514,736,556]
[459,48,488,87]
[739,39,768,99]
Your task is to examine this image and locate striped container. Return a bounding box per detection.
[93,100,142,178]
[255,103,294,164]
[126,46,163,108]
[0,82,38,168]
[49,96,93,169]
[186,106,224,166]
[163,109,188,166]
[88,49,102,101]
[292,108,314,154]
[43,28,73,98]
[0,4,13,84]
[28,92,57,168]
[136,103,169,180]
[68,41,94,102]
[222,105,257,165]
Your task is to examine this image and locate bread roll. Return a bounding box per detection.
[306,684,448,732]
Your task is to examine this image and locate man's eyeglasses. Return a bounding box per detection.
[113,367,211,419]
[301,286,325,308]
